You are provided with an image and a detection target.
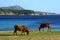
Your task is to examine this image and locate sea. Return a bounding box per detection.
[0,15,60,31]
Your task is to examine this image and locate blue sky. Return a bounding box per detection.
[0,0,60,14]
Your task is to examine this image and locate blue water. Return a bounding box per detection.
[0,15,60,31]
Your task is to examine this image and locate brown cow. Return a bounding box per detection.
[13,24,29,35]
[39,22,50,31]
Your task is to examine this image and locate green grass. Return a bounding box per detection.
[0,30,60,40]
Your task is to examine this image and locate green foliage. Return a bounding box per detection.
[0,8,35,15]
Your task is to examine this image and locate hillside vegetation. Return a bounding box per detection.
[0,6,56,16]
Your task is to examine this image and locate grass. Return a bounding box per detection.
[0,30,60,40]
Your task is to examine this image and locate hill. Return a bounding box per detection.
[0,6,56,16]
[0,6,24,10]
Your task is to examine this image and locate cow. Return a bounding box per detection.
[13,24,29,35]
[39,22,50,31]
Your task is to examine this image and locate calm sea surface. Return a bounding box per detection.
[0,15,60,31]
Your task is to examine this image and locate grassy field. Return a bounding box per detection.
[0,30,60,40]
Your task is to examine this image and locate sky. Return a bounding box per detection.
[0,0,60,14]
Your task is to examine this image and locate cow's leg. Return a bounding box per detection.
[23,32,25,35]
[39,27,41,31]
[13,29,17,35]
[26,30,29,35]
[21,31,25,35]
[21,31,23,35]
[48,26,50,31]
[43,28,44,31]
[21,30,25,35]
[21,30,24,35]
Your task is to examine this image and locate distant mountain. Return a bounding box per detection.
[0,6,24,10]
[0,5,57,16]
[0,6,35,15]
[34,11,56,15]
